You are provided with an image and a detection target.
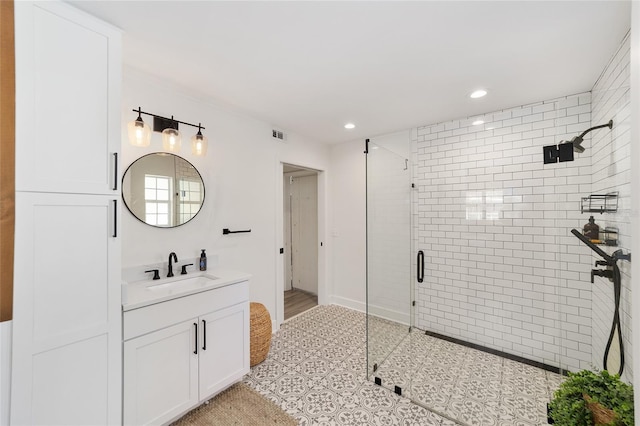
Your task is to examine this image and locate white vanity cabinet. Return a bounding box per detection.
[123,281,250,426]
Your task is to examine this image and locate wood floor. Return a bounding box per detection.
[284,288,318,320]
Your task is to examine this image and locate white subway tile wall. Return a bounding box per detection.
[411,91,596,373]
[589,33,632,383]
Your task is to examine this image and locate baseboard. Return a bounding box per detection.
[367,304,409,325]
[330,295,365,313]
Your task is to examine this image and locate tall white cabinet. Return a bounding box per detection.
[12,2,122,425]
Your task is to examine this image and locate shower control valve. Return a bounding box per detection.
[591,268,613,284]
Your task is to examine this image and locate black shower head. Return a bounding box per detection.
[560,119,612,154]
[570,135,585,153]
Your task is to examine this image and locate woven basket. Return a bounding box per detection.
[583,394,617,425]
[250,302,272,366]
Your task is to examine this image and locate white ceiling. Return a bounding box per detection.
[70,1,631,144]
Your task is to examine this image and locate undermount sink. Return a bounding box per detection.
[122,267,251,311]
[146,275,219,291]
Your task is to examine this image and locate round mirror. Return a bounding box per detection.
[122,153,205,228]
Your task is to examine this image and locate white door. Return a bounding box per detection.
[198,303,249,400]
[123,320,199,426]
[11,192,120,426]
[290,175,318,294]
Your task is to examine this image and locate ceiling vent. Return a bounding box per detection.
[272,129,286,141]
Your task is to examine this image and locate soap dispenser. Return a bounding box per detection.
[583,216,600,241]
[199,249,207,271]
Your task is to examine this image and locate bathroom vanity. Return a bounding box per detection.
[122,270,251,426]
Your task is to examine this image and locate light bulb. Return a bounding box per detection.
[127,117,151,147]
[191,126,208,156]
[162,128,182,152]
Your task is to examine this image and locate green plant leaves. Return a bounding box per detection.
[549,370,634,425]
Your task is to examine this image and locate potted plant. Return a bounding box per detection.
[549,369,634,425]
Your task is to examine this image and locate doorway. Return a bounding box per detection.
[283,164,318,320]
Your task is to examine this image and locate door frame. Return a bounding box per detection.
[275,162,326,329]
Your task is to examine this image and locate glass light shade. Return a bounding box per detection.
[127,119,151,147]
[162,128,182,152]
[191,133,208,156]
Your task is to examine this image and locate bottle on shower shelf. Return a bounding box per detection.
[583,216,600,241]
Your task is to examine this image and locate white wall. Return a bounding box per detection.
[121,68,330,329]
[329,140,366,310]
[329,130,411,313]
[589,32,632,382]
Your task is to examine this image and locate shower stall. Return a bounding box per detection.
[365,54,633,424]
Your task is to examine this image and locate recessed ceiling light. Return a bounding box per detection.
[344,123,355,129]
[470,89,487,99]
[472,120,484,126]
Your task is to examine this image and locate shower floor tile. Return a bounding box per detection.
[373,327,565,426]
[243,304,563,426]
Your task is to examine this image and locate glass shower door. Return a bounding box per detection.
[365,141,414,396]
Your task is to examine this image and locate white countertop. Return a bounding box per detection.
[122,268,251,311]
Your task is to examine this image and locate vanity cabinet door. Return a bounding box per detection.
[14,0,121,195]
[123,320,199,426]
[11,192,121,426]
[198,302,250,401]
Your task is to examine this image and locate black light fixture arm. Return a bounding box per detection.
[577,119,613,140]
[132,107,205,130]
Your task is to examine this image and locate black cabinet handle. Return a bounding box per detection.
[113,200,117,238]
[417,250,424,283]
[193,323,198,355]
[113,153,118,191]
[202,319,207,350]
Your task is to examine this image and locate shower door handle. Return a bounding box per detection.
[417,250,424,283]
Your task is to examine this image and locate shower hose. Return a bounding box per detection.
[603,264,624,376]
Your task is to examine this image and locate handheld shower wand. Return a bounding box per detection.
[571,229,630,376]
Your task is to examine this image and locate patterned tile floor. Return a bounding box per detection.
[243,305,565,425]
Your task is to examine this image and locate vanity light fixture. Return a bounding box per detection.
[128,107,207,156]
[127,107,152,147]
[191,123,208,156]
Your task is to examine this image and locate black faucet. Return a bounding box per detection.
[167,252,178,277]
[181,263,194,275]
[591,268,613,283]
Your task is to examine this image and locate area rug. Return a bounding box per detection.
[171,382,297,425]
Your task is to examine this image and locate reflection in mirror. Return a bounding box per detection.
[122,153,205,228]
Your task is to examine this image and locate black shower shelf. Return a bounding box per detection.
[580,192,618,214]
[580,227,618,247]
